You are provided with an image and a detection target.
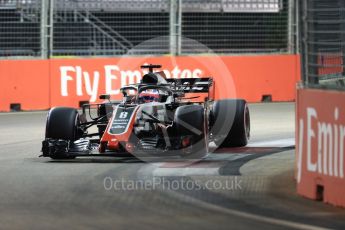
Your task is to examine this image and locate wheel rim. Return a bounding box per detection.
[244,105,250,140]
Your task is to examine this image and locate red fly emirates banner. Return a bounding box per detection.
[0,55,299,111]
[296,88,345,207]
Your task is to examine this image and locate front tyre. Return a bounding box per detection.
[45,107,80,159]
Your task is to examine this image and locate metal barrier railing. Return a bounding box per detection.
[300,0,345,89]
[0,0,296,59]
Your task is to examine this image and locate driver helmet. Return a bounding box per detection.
[138,89,160,103]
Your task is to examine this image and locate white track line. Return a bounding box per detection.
[248,138,295,148]
[206,153,251,160]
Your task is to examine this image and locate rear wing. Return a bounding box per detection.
[166,78,213,93]
[166,77,215,101]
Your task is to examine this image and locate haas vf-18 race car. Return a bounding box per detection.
[41,65,250,160]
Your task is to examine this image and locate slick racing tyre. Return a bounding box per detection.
[45,107,80,159]
[211,99,250,148]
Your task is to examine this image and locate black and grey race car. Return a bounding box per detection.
[41,64,250,160]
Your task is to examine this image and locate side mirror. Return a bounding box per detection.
[99,94,110,100]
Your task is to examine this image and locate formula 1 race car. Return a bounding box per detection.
[41,65,250,160]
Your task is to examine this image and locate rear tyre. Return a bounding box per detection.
[174,105,207,158]
[211,99,250,148]
[45,107,80,159]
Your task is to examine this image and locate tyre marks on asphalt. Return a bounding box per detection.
[218,146,294,176]
[149,138,295,177]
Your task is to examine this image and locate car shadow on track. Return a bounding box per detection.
[43,157,143,164]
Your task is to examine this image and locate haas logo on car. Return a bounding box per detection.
[297,106,345,183]
[59,65,203,102]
